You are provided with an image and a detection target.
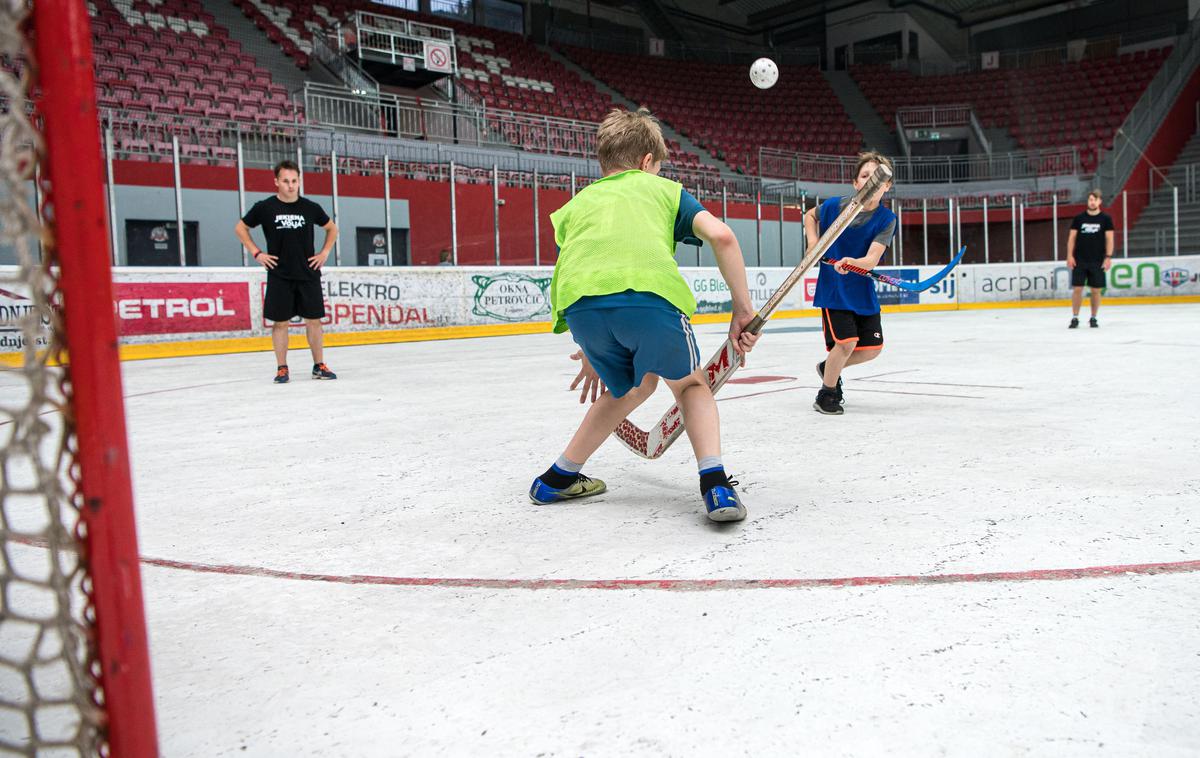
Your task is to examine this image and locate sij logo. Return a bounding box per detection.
[471,273,552,322]
[1162,267,1190,288]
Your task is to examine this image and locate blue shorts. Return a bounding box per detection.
[565,294,701,398]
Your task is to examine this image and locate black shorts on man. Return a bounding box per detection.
[1070,264,1106,289]
[822,308,883,351]
[264,275,326,321]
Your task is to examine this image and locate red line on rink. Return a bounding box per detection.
[11,535,1198,590]
[137,556,1200,592]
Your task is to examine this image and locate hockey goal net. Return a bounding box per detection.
[1,1,156,755]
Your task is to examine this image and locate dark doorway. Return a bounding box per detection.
[355,227,409,266]
[125,220,200,266]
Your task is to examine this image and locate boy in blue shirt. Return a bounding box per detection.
[804,152,896,415]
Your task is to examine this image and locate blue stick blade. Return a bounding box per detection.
[893,246,967,292]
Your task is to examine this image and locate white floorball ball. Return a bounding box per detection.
[750,57,779,89]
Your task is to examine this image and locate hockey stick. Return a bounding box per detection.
[611,164,894,459]
[819,245,967,292]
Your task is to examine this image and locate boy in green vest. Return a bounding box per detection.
[528,108,759,522]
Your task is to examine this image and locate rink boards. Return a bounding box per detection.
[1,254,1198,360]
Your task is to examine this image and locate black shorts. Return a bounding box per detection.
[822,308,883,351]
[1070,263,1106,288]
[263,276,325,322]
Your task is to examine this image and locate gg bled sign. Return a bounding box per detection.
[113,282,250,336]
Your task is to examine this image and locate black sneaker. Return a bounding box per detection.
[1089,317,1098,328]
[813,387,843,415]
[816,361,844,404]
[312,362,337,380]
[273,365,290,384]
[1068,317,1079,329]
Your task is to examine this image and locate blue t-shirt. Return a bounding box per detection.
[812,196,896,315]
[568,189,705,315]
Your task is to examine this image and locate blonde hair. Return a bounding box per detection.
[855,150,895,179]
[597,108,669,173]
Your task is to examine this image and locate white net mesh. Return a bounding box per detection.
[0,1,106,754]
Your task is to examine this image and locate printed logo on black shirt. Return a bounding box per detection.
[274,214,308,230]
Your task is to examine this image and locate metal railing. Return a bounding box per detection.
[896,104,972,129]
[354,10,457,71]
[85,135,1174,270]
[304,82,392,135]
[969,111,991,155]
[58,113,1199,270]
[311,27,378,95]
[1180,162,1200,204]
[758,145,1080,185]
[303,83,585,155]
[357,10,454,43]
[896,104,990,155]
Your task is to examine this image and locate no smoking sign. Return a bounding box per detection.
[424,41,453,73]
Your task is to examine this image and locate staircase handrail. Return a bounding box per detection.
[759,144,1080,184]
[311,25,378,95]
[1097,15,1200,193]
[968,110,991,155]
[895,112,911,158]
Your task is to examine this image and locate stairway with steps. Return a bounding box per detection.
[202,0,320,95]
[542,45,731,176]
[1125,130,1200,256]
[983,127,1018,155]
[822,69,898,156]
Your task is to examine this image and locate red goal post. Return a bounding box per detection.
[1,0,157,755]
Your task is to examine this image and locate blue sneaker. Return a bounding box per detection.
[704,481,746,522]
[528,473,607,504]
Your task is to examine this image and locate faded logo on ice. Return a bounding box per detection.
[471,273,551,322]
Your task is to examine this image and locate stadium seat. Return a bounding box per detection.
[849,49,1169,161]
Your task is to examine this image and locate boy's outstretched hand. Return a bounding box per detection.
[729,308,759,355]
[569,350,607,404]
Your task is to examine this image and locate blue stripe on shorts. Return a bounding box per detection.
[564,298,701,399]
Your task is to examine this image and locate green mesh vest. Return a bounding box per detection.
[549,170,697,333]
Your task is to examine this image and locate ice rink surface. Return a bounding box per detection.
[92,304,1200,754]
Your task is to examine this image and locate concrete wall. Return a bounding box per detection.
[826,0,954,67]
[0,183,411,268]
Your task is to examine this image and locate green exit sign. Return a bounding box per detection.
[913,129,943,140]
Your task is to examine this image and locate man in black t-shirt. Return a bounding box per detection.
[235,160,339,383]
[1066,189,1115,329]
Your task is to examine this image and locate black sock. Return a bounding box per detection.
[699,467,730,496]
[539,464,579,490]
